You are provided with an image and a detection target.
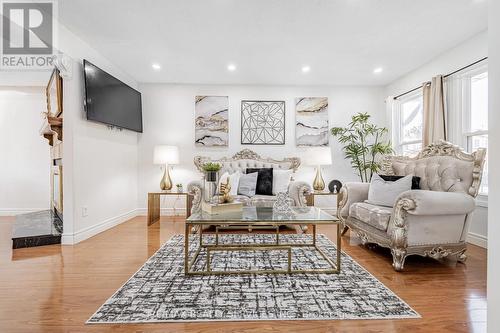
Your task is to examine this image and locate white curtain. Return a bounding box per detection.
[422,75,447,146]
[444,74,463,145]
[385,96,400,152]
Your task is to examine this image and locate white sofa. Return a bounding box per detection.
[338,141,486,271]
[188,149,312,215]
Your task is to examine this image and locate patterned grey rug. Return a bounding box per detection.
[87,234,419,323]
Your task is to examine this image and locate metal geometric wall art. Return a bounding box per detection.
[195,96,229,146]
[241,100,285,145]
[295,97,329,146]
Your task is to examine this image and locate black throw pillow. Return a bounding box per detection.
[379,175,421,190]
[246,168,273,195]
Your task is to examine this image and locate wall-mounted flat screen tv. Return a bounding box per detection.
[83,60,143,133]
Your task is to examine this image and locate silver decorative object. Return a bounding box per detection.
[273,192,291,213]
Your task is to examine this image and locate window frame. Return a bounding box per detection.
[393,89,424,156]
[454,64,488,199]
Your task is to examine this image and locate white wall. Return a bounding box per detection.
[0,87,51,215]
[386,30,488,97]
[137,84,386,212]
[384,30,488,248]
[487,1,500,331]
[58,24,139,244]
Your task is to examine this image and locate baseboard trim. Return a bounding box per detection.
[62,209,139,245]
[466,232,487,249]
[0,208,49,216]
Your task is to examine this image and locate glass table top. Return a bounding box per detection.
[187,206,338,224]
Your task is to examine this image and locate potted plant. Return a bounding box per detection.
[331,112,393,182]
[202,162,221,182]
[176,183,183,193]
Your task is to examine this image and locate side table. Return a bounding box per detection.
[306,191,339,214]
[147,192,193,226]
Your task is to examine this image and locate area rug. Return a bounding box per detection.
[87,234,419,323]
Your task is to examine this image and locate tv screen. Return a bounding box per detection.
[83,60,143,132]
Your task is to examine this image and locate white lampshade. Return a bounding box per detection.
[154,145,179,165]
[306,147,332,166]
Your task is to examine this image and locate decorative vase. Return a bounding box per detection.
[205,171,217,182]
[203,172,218,202]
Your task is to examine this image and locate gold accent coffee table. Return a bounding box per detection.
[185,206,340,275]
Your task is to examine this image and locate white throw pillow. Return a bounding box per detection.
[238,172,258,197]
[272,169,293,195]
[218,171,241,196]
[366,173,413,207]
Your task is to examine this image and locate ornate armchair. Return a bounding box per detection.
[188,149,312,214]
[338,141,486,271]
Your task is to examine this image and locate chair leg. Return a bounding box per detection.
[340,225,349,236]
[391,249,407,271]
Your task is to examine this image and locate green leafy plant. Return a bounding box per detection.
[331,112,393,182]
[202,162,221,172]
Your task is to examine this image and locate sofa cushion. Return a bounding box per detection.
[238,172,258,197]
[380,175,421,190]
[273,169,293,194]
[367,173,413,207]
[218,171,241,196]
[246,168,273,195]
[349,202,392,231]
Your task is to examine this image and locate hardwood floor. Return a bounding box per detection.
[0,215,487,333]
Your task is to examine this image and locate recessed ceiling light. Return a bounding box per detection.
[152,63,161,71]
[373,67,383,74]
[301,65,311,73]
[227,63,237,72]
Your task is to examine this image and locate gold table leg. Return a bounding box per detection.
[185,222,341,276]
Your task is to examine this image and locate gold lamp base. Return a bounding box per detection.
[313,166,325,192]
[160,164,173,191]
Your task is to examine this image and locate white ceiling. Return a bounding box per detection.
[58,0,487,86]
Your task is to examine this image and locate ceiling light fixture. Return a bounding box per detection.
[227,63,237,72]
[301,65,311,73]
[152,63,161,71]
[373,67,383,74]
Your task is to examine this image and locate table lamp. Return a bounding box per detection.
[154,145,179,191]
[307,147,332,192]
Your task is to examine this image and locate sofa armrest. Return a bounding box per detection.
[288,181,312,206]
[396,190,476,216]
[187,180,203,214]
[338,182,370,218]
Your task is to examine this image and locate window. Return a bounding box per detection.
[447,63,488,195]
[463,70,488,195]
[393,91,423,156]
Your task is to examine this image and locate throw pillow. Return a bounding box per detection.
[272,169,293,195]
[379,175,421,190]
[246,168,273,196]
[366,173,413,207]
[238,172,258,197]
[218,171,241,196]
